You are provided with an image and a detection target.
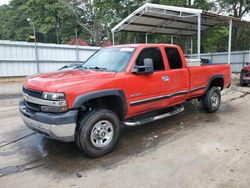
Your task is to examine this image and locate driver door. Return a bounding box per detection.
[126,47,172,115]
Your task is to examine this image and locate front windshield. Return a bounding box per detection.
[82,47,135,72]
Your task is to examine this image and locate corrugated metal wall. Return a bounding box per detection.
[200,51,250,73]
[0,40,249,77]
[0,40,99,77]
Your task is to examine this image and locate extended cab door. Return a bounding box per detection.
[162,47,189,105]
[126,47,173,115]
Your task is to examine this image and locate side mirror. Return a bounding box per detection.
[132,58,154,75]
[59,65,68,70]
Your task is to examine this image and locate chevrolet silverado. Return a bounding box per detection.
[20,44,231,157]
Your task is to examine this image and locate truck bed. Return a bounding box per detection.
[187,64,231,99]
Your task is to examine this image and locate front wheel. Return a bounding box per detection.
[75,109,121,158]
[202,87,221,113]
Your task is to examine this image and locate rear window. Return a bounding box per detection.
[165,48,182,69]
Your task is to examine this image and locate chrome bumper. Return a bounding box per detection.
[19,100,77,142]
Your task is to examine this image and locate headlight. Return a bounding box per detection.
[41,92,67,112]
[42,92,65,101]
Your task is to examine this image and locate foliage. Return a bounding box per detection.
[0,0,249,52]
[202,26,229,52]
[216,0,250,18]
[193,0,215,10]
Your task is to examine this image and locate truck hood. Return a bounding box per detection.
[24,69,116,92]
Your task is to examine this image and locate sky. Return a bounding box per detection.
[0,0,10,6]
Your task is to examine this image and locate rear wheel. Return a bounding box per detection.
[75,109,121,157]
[202,86,221,113]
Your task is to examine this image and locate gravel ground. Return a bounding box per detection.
[0,79,250,188]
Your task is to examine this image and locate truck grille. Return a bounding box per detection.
[23,87,42,99]
[23,87,42,111]
[25,101,40,111]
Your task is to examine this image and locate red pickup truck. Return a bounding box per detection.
[20,44,230,157]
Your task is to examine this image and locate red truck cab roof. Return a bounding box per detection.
[107,43,180,49]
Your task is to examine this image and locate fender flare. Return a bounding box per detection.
[72,89,127,117]
[205,74,224,92]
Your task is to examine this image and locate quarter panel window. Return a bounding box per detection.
[165,48,182,69]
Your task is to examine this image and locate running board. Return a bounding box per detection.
[123,105,184,127]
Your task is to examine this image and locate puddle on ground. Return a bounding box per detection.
[0,100,232,178]
[0,150,17,157]
[219,101,235,113]
[0,160,44,177]
[230,92,250,101]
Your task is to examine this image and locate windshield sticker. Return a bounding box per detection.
[120,48,134,52]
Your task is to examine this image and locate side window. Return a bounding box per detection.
[165,48,182,69]
[135,48,165,71]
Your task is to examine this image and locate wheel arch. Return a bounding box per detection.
[206,74,224,92]
[72,89,127,119]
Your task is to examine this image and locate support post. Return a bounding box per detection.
[56,28,59,44]
[243,50,245,68]
[248,44,250,64]
[75,28,79,63]
[171,36,173,44]
[190,37,193,58]
[112,32,115,45]
[249,44,250,63]
[33,23,39,73]
[228,19,232,64]
[145,33,148,44]
[197,14,201,59]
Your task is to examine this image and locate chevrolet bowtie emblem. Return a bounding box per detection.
[23,94,29,102]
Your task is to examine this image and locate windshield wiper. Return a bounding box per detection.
[88,66,107,71]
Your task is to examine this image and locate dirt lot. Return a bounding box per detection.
[0,80,250,188]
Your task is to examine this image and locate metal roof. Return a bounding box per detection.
[111,3,249,36]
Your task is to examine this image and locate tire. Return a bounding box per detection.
[202,86,221,113]
[240,72,248,86]
[75,109,121,157]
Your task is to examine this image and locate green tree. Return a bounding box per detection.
[0,0,81,43]
[216,0,250,51]
[59,0,148,45]
[193,0,214,10]
[0,0,31,41]
[202,26,229,52]
[21,0,75,43]
[216,0,250,18]
[0,0,249,50]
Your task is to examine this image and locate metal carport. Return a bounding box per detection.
[111,3,250,64]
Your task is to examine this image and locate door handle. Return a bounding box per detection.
[162,75,170,82]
